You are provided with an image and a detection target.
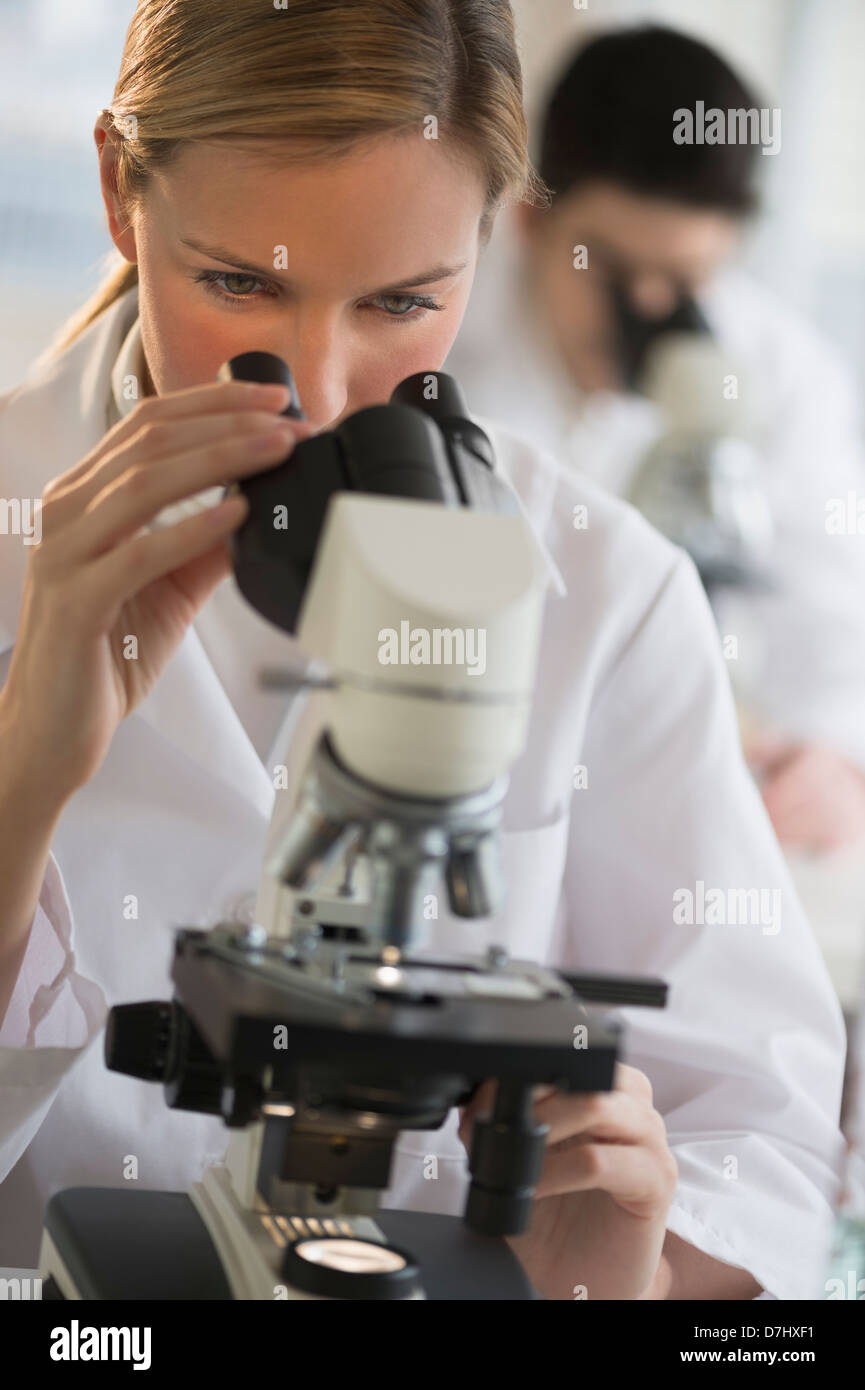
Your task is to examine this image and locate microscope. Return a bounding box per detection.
[38,359,666,1301]
[612,283,775,612]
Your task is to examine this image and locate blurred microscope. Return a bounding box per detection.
[613,284,775,614]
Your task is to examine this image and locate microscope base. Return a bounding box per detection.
[38,1188,537,1300]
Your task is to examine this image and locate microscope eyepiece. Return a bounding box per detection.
[218,351,305,420]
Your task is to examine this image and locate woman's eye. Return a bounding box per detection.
[194,269,271,303]
[218,272,261,296]
[373,293,444,320]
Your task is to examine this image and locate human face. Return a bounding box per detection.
[95,123,486,430]
[518,181,741,393]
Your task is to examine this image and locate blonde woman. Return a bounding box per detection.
[0,0,845,1300]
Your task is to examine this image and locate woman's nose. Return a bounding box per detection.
[288,373,348,431]
[276,326,348,430]
[627,274,679,320]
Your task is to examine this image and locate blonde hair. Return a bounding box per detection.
[48,0,547,359]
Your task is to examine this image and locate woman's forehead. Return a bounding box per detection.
[146,135,486,280]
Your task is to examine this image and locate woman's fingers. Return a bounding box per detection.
[48,380,290,486]
[161,530,237,616]
[458,1080,555,1139]
[82,492,251,618]
[41,380,292,518]
[459,1066,659,1157]
[612,1062,654,1106]
[127,377,291,421]
[48,422,304,565]
[535,1088,667,1148]
[47,408,303,520]
[461,1066,652,1132]
[533,1139,678,1208]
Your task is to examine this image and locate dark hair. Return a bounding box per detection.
[538,25,761,214]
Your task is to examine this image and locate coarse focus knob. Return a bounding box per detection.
[104,1001,175,1081]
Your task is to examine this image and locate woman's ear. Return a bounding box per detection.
[93,112,138,264]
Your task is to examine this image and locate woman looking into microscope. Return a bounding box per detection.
[0,0,843,1300]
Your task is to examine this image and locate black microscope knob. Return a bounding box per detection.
[104,1001,175,1081]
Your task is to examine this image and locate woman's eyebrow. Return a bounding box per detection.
[179,235,467,292]
[374,261,469,293]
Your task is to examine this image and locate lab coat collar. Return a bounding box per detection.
[109,311,145,425]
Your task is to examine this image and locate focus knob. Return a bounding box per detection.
[104,1001,175,1082]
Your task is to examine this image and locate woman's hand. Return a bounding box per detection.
[745,734,865,853]
[458,1062,678,1301]
[0,379,313,807]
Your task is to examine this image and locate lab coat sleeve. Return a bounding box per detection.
[0,849,107,1184]
[566,551,847,1301]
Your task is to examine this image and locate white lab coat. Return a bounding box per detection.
[444,212,865,772]
[0,285,847,1299]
